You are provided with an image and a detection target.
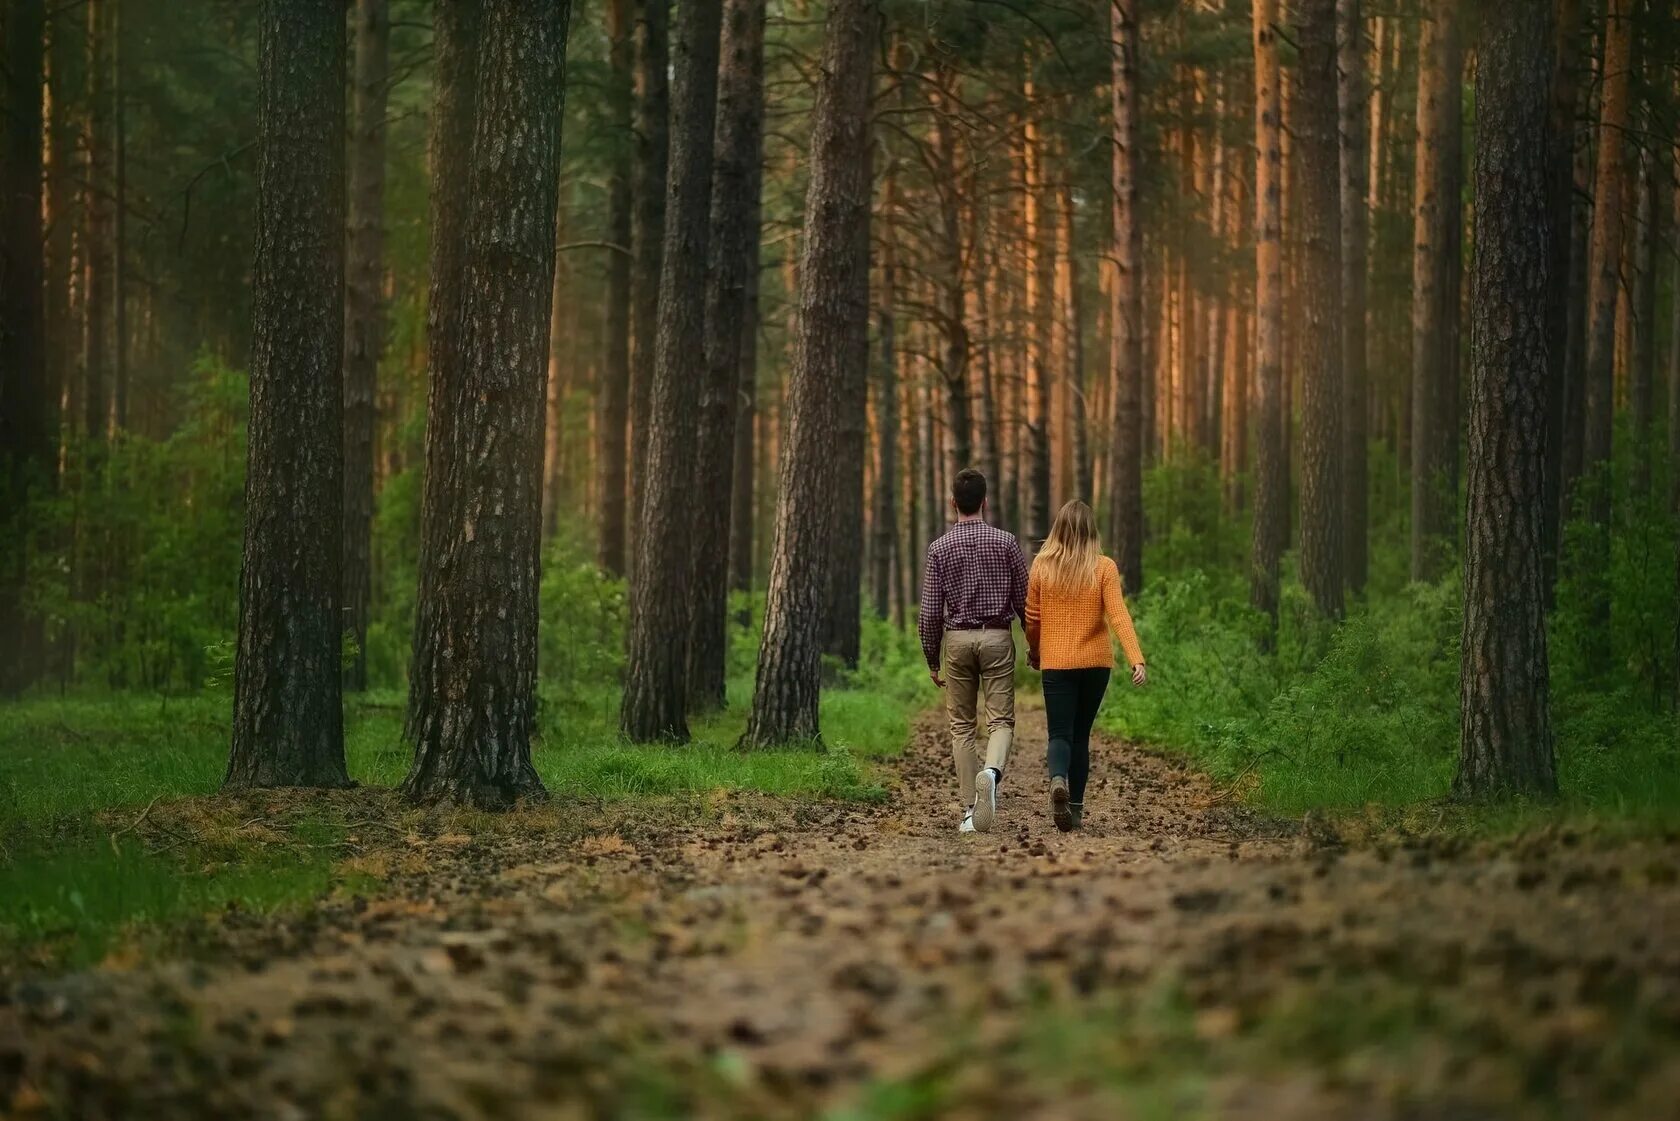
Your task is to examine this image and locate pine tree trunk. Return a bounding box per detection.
[598,0,634,577]
[1337,0,1369,594]
[401,0,570,808]
[226,0,349,790]
[341,0,390,693]
[542,191,570,539]
[1023,100,1052,546]
[620,0,723,742]
[1295,0,1345,617]
[1409,0,1462,582]
[728,259,759,596]
[688,0,765,710]
[1627,144,1660,497]
[1059,179,1091,502]
[1456,0,1557,799]
[81,0,110,442]
[742,0,876,748]
[1541,0,1583,604]
[405,0,480,749]
[627,0,669,579]
[823,195,870,667]
[1579,0,1632,660]
[931,66,971,479]
[1251,0,1286,644]
[1108,0,1144,594]
[1,0,51,695]
[871,182,898,620]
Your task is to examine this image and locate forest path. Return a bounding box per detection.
[5,709,1680,1119]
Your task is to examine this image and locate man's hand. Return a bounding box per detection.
[1027,649,1040,671]
[1131,663,1148,687]
[930,671,945,689]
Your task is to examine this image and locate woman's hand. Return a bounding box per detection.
[1131,663,1148,687]
[1027,647,1040,671]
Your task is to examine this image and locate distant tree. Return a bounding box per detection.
[225,0,349,789]
[402,0,571,807]
[728,260,759,597]
[627,0,669,578]
[598,0,634,578]
[1337,0,1369,595]
[1456,0,1557,799]
[1023,99,1052,546]
[1409,0,1463,582]
[742,0,877,748]
[690,0,767,709]
[1296,0,1345,618]
[620,0,723,742]
[1250,0,1286,646]
[871,170,899,621]
[1108,0,1144,596]
[1,0,51,695]
[1541,0,1584,603]
[341,0,391,692]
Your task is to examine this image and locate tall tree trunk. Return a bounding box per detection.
[689,0,766,710]
[621,0,723,742]
[1541,0,1583,604]
[742,0,876,748]
[1456,0,1557,799]
[1059,179,1092,502]
[405,0,480,748]
[341,0,390,693]
[1023,95,1051,546]
[598,0,634,577]
[871,175,898,620]
[1296,0,1345,618]
[1108,0,1144,594]
[823,199,870,667]
[542,189,570,539]
[929,65,971,480]
[1338,0,1369,594]
[1,0,51,695]
[627,0,669,579]
[401,0,570,807]
[80,0,109,442]
[1251,0,1286,644]
[1409,0,1462,582]
[226,0,349,789]
[1579,0,1632,660]
[1627,143,1660,497]
[728,257,759,596]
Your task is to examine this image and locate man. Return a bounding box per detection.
[918,468,1029,834]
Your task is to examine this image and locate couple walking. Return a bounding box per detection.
[918,468,1148,834]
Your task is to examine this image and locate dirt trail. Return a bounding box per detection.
[5,709,1680,1120]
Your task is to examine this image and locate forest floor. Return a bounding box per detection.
[4,707,1680,1121]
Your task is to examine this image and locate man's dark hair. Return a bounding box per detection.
[952,468,987,516]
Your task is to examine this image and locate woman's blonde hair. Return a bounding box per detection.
[1033,500,1102,595]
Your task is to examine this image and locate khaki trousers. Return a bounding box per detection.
[942,629,1016,807]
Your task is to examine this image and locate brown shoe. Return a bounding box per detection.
[1068,801,1084,830]
[1050,775,1072,832]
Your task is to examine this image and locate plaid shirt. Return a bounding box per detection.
[917,519,1030,671]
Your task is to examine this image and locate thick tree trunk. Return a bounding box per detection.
[688,0,765,710]
[1250,0,1286,644]
[621,0,723,742]
[1541,0,1583,604]
[742,0,876,748]
[1579,0,1632,659]
[1296,0,1345,618]
[1,0,51,695]
[1337,0,1369,594]
[401,0,570,807]
[341,0,390,693]
[1456,0,1557,799]
[226,0,349,790]
[1409,0,1463,583]
[823,195,870,667]
[1108,0,1144,595]
[405,0,480,748]
[627,0,669,579]
[598,0,634,577]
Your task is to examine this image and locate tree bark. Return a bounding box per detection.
[742,0,876,748]
[1059,179,1091,503]
[405,0,480,749]
[226,0,349,790]
[1540,0,1583,604]
[1579,0,1632,659]
[871,172,898,620]
[341,0,390,693]
[1627,142,1660,497]
[80,0,110,442]
[1,0,51,695]
[401,0,570,807]
[689,0,765,710]
[728,256,759,596]
[823,193,870,668]
[627,0,669,579]
[598,0,634,577]
[931,67,972,482]
[1023,97,1051,546]
[621,0,723,742]
[1409,0,1463,583]
[1108,0,1144,595]
[1337,0,1369,594]
[1456,0,1557,799]
[1250,0,1286,644]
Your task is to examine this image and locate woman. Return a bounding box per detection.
[1025,500,1147,832]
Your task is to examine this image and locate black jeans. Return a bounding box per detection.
[1042,667,1110,803]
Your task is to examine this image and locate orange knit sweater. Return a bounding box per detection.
[1025,556,1146,670]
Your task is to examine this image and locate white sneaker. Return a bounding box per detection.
[958,812,976,833]
[972,769,997,833]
